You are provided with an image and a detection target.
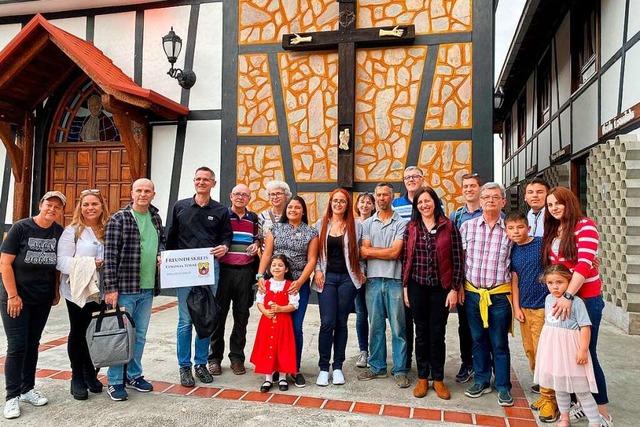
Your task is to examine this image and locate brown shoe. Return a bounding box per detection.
[208,361,222,376]
[230,362,246,375]
[433,380,451,400]
[413,379,428,398]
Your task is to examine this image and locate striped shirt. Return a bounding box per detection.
[460,215,512,289]
[548,217,601,298]
[391,194,413,220]
[219,208,259,266]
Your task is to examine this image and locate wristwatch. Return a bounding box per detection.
[255,273,264,280]
[562,291,574,301]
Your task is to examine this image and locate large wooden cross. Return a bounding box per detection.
[282,0,415,188]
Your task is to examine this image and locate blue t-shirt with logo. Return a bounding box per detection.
[510,236,548,309]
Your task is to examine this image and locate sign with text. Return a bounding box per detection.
[160,248,214,289]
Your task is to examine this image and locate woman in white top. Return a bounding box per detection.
[56,189,110,401]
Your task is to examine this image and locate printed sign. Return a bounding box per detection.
[160,248,215,289]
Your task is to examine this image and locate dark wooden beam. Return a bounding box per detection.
[0,33,50,89]
[282,25,415,51]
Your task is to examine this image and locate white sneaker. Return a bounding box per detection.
[3,397,20,419]
[600,413,613,427]
[332,369,345,385]
[19,389,48,406]
[356,351,369,368]
[569,402,585,421]
[316,371,330,386]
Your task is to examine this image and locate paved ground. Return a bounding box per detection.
[1,296,637,426]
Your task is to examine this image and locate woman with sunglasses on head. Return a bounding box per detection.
[1,191,65,420]
[353,193,375,368]
[56,189,110,401]
[313,189,366,386]
[257,195,318,387]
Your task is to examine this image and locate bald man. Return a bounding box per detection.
[104,178,165,401]
[166,167,233,388]
[208,184,260,377]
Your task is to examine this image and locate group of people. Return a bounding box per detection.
[0,166,612,427]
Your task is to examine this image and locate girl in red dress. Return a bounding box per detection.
[250,255,298,392]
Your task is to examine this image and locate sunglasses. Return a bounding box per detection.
[80,189,101,196]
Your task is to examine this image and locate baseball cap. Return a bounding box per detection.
[40,191,67,206]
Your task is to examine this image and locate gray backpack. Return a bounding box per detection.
[86,305,136,368]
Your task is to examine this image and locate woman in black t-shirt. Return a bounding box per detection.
[0,191,65,420]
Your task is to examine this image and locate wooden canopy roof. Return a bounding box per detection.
[0,13,188,125]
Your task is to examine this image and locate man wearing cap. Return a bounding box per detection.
[103,178,165,402]
[1,191,65,419]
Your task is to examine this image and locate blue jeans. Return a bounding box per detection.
[583,295,608,405]
[292,280,310,372]
[176,260,219,368]
[465,291,512,391]
[107,289,154,385]
[317,272,358,371]
[366,278,407,376]
[354,284,369,352]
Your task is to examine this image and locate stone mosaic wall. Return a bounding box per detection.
[238,54,278,136]
[236,145,286,213]
[542,163,571,189]
[586,135,640,334]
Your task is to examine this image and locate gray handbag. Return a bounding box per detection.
[86,305,136,368]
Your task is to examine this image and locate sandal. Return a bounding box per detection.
[278,379,289,391]
[259,381,272,393]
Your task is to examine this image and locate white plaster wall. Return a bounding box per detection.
[189,2,223,110]
[94,12,136,79]
[542,118,554,170]
[621,41,640,112]
[538,126,550,169]
[560,108,571,150]
[0,23,21,51]
[628,0,640,40]
[600,58,622,123]
[518,149,526,180]
[149,125,178,220]
[572,82,599,153]
[600,0,626,65]
[142,6,191,104]
[554,14,572,103]
[50,17,87,39]
[526,75,535,139]
[179,120,222,201]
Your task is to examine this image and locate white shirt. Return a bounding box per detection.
[527,208,545,237]
[56,226,102,302]
[255,279,300,309]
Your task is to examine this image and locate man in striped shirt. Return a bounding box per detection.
[209,184,260,377]
[459,182,514,407]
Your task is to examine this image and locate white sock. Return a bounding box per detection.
[265,374,272,382]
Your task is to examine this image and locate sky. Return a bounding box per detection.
[493,0,527,182]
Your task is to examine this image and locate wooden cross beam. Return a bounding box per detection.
[282,0,415,188]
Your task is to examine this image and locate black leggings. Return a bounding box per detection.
[66,299,102,378]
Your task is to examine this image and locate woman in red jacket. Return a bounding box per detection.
[402,187,463,400]
[541,186,611,426]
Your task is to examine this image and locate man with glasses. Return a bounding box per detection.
[459,183,514,407]
[166,167,233,387]
[391,166,424,372]
[209,184,260,377]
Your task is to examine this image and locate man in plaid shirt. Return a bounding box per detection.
[103,178,165,401]
[459,182,514,407]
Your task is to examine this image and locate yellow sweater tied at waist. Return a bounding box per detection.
[464,281,514,335]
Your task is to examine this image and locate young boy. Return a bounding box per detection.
[505,212,557,423]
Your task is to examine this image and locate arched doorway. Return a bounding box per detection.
[48,78,133,224]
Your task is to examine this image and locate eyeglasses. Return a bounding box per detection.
[403,174,423,181]
[194,177,214,183]
[269,192,285,198]
[80,189,100,196]
[232,192,250,198]
[331,199,348,205]
[481,195,503,201]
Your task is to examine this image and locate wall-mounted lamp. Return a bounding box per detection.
[162,27,196,89]
[494,86,505,110]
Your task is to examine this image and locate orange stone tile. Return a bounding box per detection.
[35,369,59,378]
[0,356,5,364]
[0,366,4,374]
[382,404,410,418]
[506,419,538,427]
[39,345,54,352]
[165,384,196,395]
[513,398,530,408]
[268,393,297,405]
[412,408,441,421]
[238,54,278,136]
[511,388,526,398]
[149,381,173,393]
[504,407,535,420]
[295,396,324,408]
[242,391,271,402]
[190,387,221,398]
[352,402,381,415]
[51,371,72,380]
[323,399,352,412]
[217,389,246,400]
[475,414,507,427]
[443,410,473,424]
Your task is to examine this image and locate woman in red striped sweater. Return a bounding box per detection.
[541,186,611,426]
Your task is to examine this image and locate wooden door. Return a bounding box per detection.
[49,143,131,224]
